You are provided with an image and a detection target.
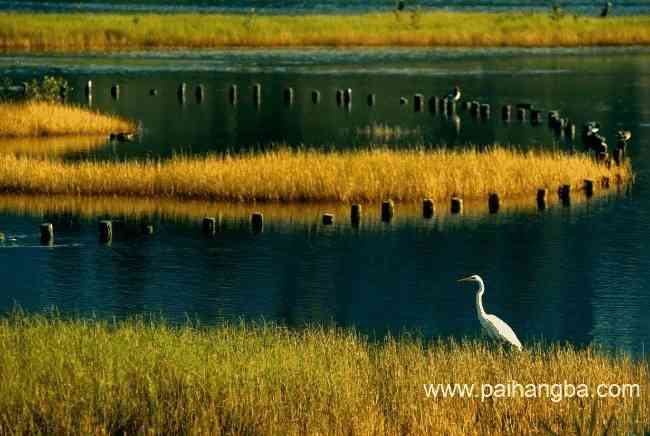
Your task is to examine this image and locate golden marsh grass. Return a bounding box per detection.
[1,12,650,51]
[0,315,647,435]
[0,147,631,203]
[0,135,107,157]
[0,101,134,137]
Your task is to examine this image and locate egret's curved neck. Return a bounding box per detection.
[475,280,487,318]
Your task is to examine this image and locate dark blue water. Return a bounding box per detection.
[0,47,649,356]
[1,0,649,15]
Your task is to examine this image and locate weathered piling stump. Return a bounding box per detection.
[311,90,321,104]
[479,104,490,119]
[351,204,362,227]
[251,212,264,233]
[283,87,294,105]
[381,200,394,222]
[429,96,440,113]
[40,223,53,245]
[516,103,533,111]
[531,109,542,125]
[110,84,120,100]
[558,184,571,206]
[451,197,463,214]
[400,97,408,106]
[537,189,548,210]
[564,122,576,139]
[414,94,424,112]
[229,84,238,104]
[463,101,472,111]
[601,176,610,189]
[613,149,624,166]
[367,93,376,107]
[202,217,217,235]
[141,224,154,235]
[422,198,434,219]
[470,101,480,117]
[488,193,500,214]
[177,83,187,103]
[548,110,559,126]
[501,105,512,122]
[584,179,594,197]
[446,101,456,116]
[344,88,352,105]
[149,88,158,96]
[517,107,527,121]
[84,80,92,99]
[336,89,344,105]
[253,83,262,105]
[99,220,112,243]
[195,84,205,103]
[322,213,335,225]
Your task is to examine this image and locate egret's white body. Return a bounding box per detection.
[458,274,522,351]
[447,86,461,102]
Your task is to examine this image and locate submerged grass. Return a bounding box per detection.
[1,11,650,50]
[0,314,647,435]
[0,147,631,203]
[0,101,134,137]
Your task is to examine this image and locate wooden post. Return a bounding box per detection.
[480,104,490,119]
[283,87,294,105]
[344,88,352,104]
[202,217,216,235]
[559,184,571,206]
[253,83,262,106]
[451,197,463,214]
[251,212,264,233]
[488,193,500,214]
[548,110,559,126]
[429,96,439,113]
[336,89,344,105]
[517,107,526,121]
[311,90,320,104]
[502,105,512,121]
[195,84,205,103]
[351,204,362,227]
[463,101,472,111]
[322,213,335,225]
[400,97,408,105]
[537,189,548,210]
[584,179,594,197]
[99,220,112,243]
[422,198,434,219]
[84,80,92,100]
[149,88,158,96]
[229,84,238,104]
[381,200,394,222]
[141,224,154,235]
[470,101,480,116]
[414,94,424,112]
[564,122,576,139]
[367,93,376,107]
[177,83,186,103]
[613,149,623,166]
[530,109,542,125]
[40,223,53,245]
[110,84,120,100]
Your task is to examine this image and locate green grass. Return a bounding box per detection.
[0,313,647,435]
[2,11,650,51]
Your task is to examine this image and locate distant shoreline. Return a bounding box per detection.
[2,11,650,51]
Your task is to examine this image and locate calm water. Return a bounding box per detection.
[0,47,649,355]
[1,0,649,15]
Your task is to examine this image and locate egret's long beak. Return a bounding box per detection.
[457,276,473,283]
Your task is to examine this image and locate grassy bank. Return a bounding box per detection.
[0,101,134,137]
[1,12,650,50]
[0,147,631,202]
[0,315,647,435]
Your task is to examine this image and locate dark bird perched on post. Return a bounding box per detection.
[446,85,461,103]
[582,122,607,155]
[600,1,612,17]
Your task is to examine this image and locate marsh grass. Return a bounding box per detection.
[1,12,650,50]
[0,101,134,137]
[0,147,631,203]
[0,314,647,435]
[0,135,107,157]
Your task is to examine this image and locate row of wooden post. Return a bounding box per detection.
[33,176,616,245]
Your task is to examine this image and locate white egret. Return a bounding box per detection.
[458,274,522,351]
[446,85,461,102]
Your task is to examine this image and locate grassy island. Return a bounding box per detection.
[0,147,631,203]
[1,12,650,51]
[0,101,134,138]
[0,315,646,435]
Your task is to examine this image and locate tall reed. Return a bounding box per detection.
[0,147,631,202]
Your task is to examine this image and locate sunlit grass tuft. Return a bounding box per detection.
[0,314,647,435]
[0,101,135,137]
[0,147,631,202]
[1,11,650,50]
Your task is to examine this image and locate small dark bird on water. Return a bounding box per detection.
[600,1,612,17]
